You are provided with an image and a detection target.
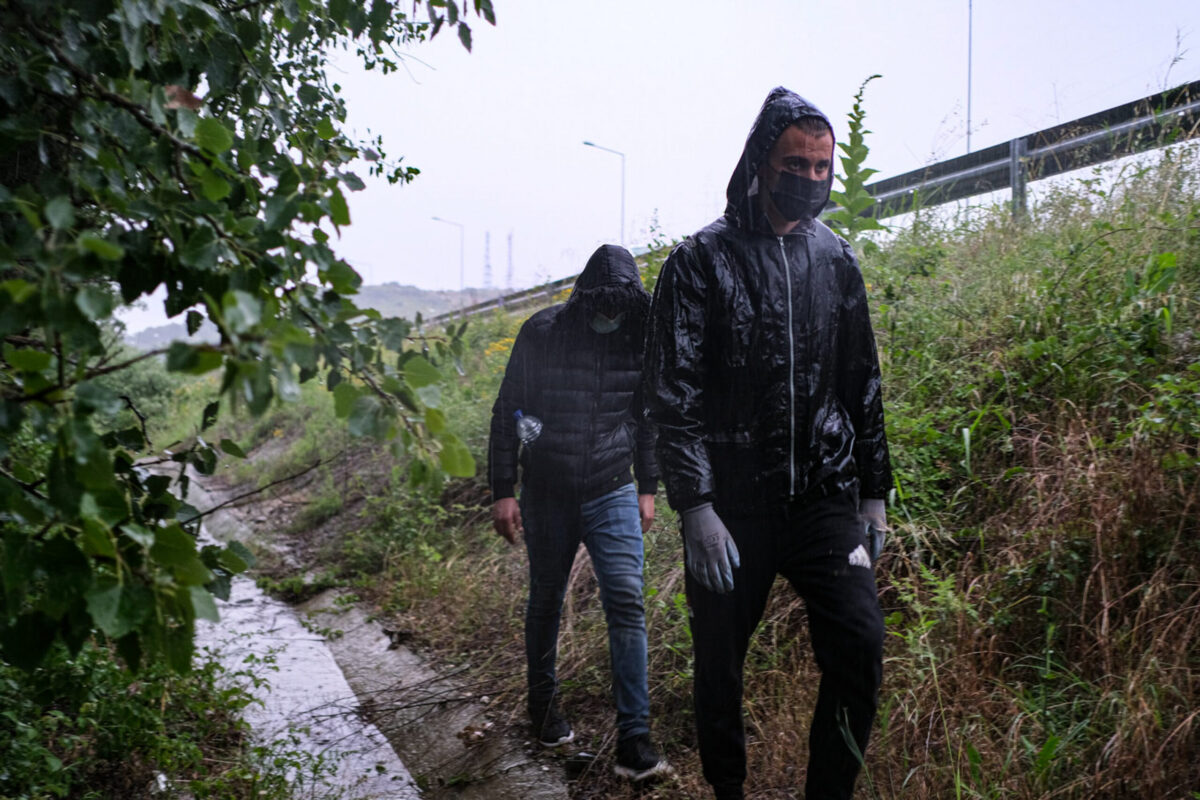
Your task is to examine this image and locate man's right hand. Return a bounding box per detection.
[492,497,522,545]
[681,502,740,594]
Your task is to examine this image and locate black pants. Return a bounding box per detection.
[687,490,884,800]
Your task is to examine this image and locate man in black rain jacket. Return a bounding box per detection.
[644,87,891,799]
[488,244,670,781]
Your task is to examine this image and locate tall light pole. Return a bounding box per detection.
[431,215,465,299]
[582,140,625,247]
[967,0,973,154]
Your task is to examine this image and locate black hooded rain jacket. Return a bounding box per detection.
[488,244,658,503]
[644,87,891,515]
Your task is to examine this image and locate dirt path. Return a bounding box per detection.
[189,471,570,800]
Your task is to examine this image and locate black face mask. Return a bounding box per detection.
[767,167,828,222]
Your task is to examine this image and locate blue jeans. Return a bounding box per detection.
[520,482,650,739]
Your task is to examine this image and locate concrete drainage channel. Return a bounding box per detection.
[188,474,569,799]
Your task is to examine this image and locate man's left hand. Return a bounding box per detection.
[638,494,655,533]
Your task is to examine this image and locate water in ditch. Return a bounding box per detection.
[188,474,569,800]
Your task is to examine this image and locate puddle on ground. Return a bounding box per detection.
[186,473,569,800]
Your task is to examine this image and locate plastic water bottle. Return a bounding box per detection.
[514,409,542,446]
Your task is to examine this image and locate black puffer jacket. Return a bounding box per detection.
[488,244,658,502]
[644,87,891,514]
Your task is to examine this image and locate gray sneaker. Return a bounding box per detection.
[614,733,672,781]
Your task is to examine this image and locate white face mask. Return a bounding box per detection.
[589,311,625,334]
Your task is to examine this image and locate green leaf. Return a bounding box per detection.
[81,518,116,558]
[85,585,121,633]
[0,612,56,670]
[179,226,219,270]
[4,344,52,372]
[316,117,337,140]
[121,523,156,548]
[78,232,125,261]
[1,279,37,304]
[264,194,299,230]
[195,117,234,154]
[403,355,442,388]
[188,585,220,622]
[39,536,92,618]
[45,195,76,230]
[340,171,366,191]
[187,309,204,336]
[222,289,262,333]
[425,406,446,434]
[219,438,246,458]
[333,381,358,417]
[437,432,475,477]
[201,170,232,202]
[74,381,123,416]
[239,361,274,415]
[328,188,350,226]
[347,394,391,439]
[222,540,256,572]
[85,580,149,639]
[75,286,115,320]
[201,400,220,431]
[151,524,214,585]
[166,342,223,375]
[378,317,412,351]
[323,259,361,294]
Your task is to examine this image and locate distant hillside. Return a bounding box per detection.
[125,319,221,352]
[354,283,504,321]
[122,283,503,351]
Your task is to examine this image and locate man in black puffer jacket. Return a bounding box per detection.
[644,88,892,800]
[488,244,669,782]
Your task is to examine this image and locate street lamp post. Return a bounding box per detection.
[582,140,625,247]
[431,215,465,299]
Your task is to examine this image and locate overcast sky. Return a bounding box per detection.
[120,0,1200,330]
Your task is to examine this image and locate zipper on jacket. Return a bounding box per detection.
[778,236,796,498]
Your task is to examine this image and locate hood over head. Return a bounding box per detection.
[725,86,835,229]
[563,244,651,327]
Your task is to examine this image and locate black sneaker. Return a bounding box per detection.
[614,733,672,781]
[530,702,574,747]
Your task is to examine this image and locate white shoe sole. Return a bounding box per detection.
[614,759,673,781]
[539,730,575,748]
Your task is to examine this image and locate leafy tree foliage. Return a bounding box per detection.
[0,0,493,671]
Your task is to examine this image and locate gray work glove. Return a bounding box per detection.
[681,502,740,594]
[859,498,888,564]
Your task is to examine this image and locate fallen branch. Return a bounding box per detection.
[183,448,347,524]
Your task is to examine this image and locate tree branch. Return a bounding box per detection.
[182,449,346,524]
[0,467,49,501]
[120,394,153,451]
[14,347,170,404]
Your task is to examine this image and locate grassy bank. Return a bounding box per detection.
[0,642,315,799]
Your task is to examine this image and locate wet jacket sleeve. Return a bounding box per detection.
[644,243,714,511]
[836,239,892,500]
[632,381,659,495]
[487,321,537,501]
